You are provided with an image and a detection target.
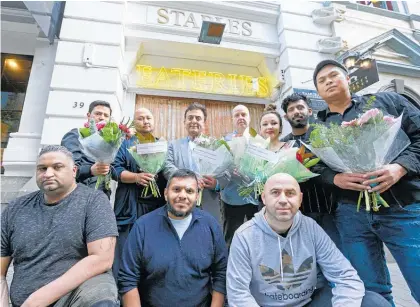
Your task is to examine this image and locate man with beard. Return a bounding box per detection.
[281,94,340,249]
[61,100,113,198]
[1,145,118,307]
[164,102,226,223]
[221,104,260,248]
[118,169,228,307]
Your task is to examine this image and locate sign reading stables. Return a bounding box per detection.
[156,7,253,37]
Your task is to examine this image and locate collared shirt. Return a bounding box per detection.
[316,92,420,207]
[118,206,228,307]
[317,96,362,124]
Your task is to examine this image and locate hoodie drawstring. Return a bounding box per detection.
[278,236,295,282]
[278,237,283,281]
[289,237,294,258]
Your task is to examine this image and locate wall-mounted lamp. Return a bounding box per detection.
[198,21,226,45]
[342,42,380,71]
[359,57,373,69]
[343,53,373,70]
[343,53,359,70]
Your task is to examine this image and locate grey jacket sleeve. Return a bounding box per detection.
[227,233,260,307]
[313,221,365,306]
[163,141,179,180]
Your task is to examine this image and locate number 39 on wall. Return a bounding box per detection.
[73,102,85,108]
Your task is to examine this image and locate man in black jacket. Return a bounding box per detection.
[313,59,420,305]
[61,100,112,197]
[281,93,340,249]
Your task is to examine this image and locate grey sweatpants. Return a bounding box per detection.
[53,271,118,307]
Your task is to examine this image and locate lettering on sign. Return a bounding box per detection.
[73,102,85,108]
[156,8,252,37]
[136,65,270,98]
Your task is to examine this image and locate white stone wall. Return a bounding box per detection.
[41,1,126,146]
[407,2,420,15]
[1,21,39,55]
[333,3,416,49]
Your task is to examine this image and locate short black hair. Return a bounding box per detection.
[167,169,199,190]
[88,100,112,115]
[281,93,310,113]
[184,102,207,121]
[38,145,74,162]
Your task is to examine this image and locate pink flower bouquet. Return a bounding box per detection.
[306,108,410,212]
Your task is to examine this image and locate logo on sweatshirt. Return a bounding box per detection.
[259,249,313,290]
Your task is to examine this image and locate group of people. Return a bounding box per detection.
[1,59,419,307]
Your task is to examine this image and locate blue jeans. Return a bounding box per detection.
[335,203,420,306]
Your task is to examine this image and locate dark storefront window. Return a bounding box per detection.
[1,53,33,174]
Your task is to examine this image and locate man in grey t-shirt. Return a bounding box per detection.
[1,145,119,307]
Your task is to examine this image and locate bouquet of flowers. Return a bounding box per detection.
[79,118,133,189]
[228,127,269,165]
[236,146,319,199]
[128,133,168,197]
[229,128,318,200]
[191,135,233,206]
[305,108,411,212]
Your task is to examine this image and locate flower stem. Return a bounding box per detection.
[357,191,363,212]
[364,190,370,211]
[197,190,203,207]
[377,194,390,208]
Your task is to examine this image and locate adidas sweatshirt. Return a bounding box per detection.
[227,209,364,307]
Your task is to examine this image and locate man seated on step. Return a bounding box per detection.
[118,169,227,307]
[226,173,390,307]
[1,145,119,307]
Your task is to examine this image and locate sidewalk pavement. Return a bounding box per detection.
[388,262,418,307]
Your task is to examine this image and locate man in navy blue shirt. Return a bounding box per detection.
[313,59,420,305]
[118,169,228,307]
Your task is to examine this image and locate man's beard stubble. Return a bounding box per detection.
[289,116,309,129]
[167,202,194,218]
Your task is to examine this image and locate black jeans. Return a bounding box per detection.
[222,201,259,249]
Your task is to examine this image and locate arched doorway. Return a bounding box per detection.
[378,79,420,110]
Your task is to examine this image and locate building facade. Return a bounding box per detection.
[1,1,420,202]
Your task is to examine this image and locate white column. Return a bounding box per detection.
[2,39,57,177]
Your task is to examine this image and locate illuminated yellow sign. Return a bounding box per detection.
[136,65,271,98]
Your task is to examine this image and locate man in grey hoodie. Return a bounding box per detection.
[227,173,390,307]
